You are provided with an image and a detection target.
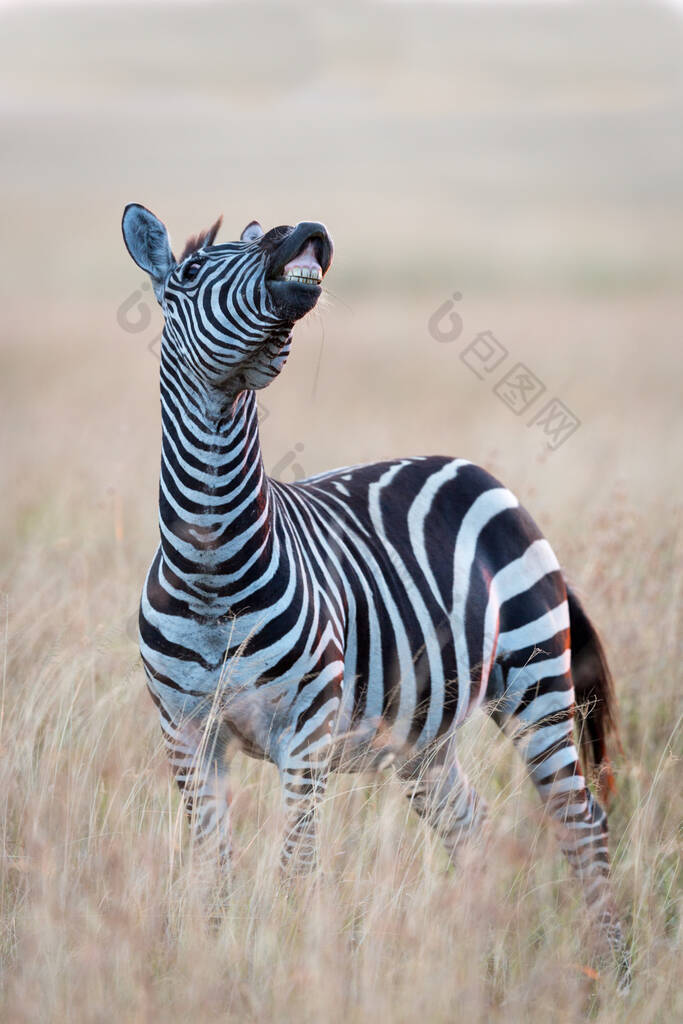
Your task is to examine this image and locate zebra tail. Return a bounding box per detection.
[566,584,621,804]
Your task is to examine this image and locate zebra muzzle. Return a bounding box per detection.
[266,222,333,318]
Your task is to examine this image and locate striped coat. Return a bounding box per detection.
[122,203,630,989]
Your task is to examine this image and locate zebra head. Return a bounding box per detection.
[121,203,333,393]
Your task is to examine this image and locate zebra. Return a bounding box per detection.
[121,202,631,988]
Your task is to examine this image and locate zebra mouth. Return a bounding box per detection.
[279,254,323,287]
[266,222,333,318]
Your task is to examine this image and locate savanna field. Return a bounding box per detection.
[0,3,681,1021]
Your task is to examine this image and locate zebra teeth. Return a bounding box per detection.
[280,267,322,286]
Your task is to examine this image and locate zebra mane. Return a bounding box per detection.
[180,215,223,260]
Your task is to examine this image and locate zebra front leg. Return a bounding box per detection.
[277,669,342,875]
[399,738,488,864]
[279,760,330,875]
[162,712,234,887]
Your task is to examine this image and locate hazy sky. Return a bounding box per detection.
[0,0,679,6]
[0,1,680,19]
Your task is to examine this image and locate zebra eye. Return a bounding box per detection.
[183,259,203,282]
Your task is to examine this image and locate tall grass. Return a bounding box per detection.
[0,471,679,1022]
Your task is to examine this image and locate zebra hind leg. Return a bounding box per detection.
[491,673,631,992]
[399,739,489,864]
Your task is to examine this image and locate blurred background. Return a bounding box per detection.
[0,2,681,1019]
[2,0,682,550]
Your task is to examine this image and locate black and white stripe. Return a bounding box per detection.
[122,203,630,989]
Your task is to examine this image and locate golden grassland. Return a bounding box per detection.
[1,2,681,1020]
[1,291,681,1022]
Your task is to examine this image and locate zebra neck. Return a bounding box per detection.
[158,354,273,602]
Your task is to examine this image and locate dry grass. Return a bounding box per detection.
[1,2,682,1021]
[0,467,680,1022]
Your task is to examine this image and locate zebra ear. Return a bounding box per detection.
[241,220,264,243]
[122,203,175,299]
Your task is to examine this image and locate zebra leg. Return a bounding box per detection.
[279,760,329,875]
[491,670,631,990]
[399,739,488,863]
[162,712,233,880]
[278,670,342,875]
